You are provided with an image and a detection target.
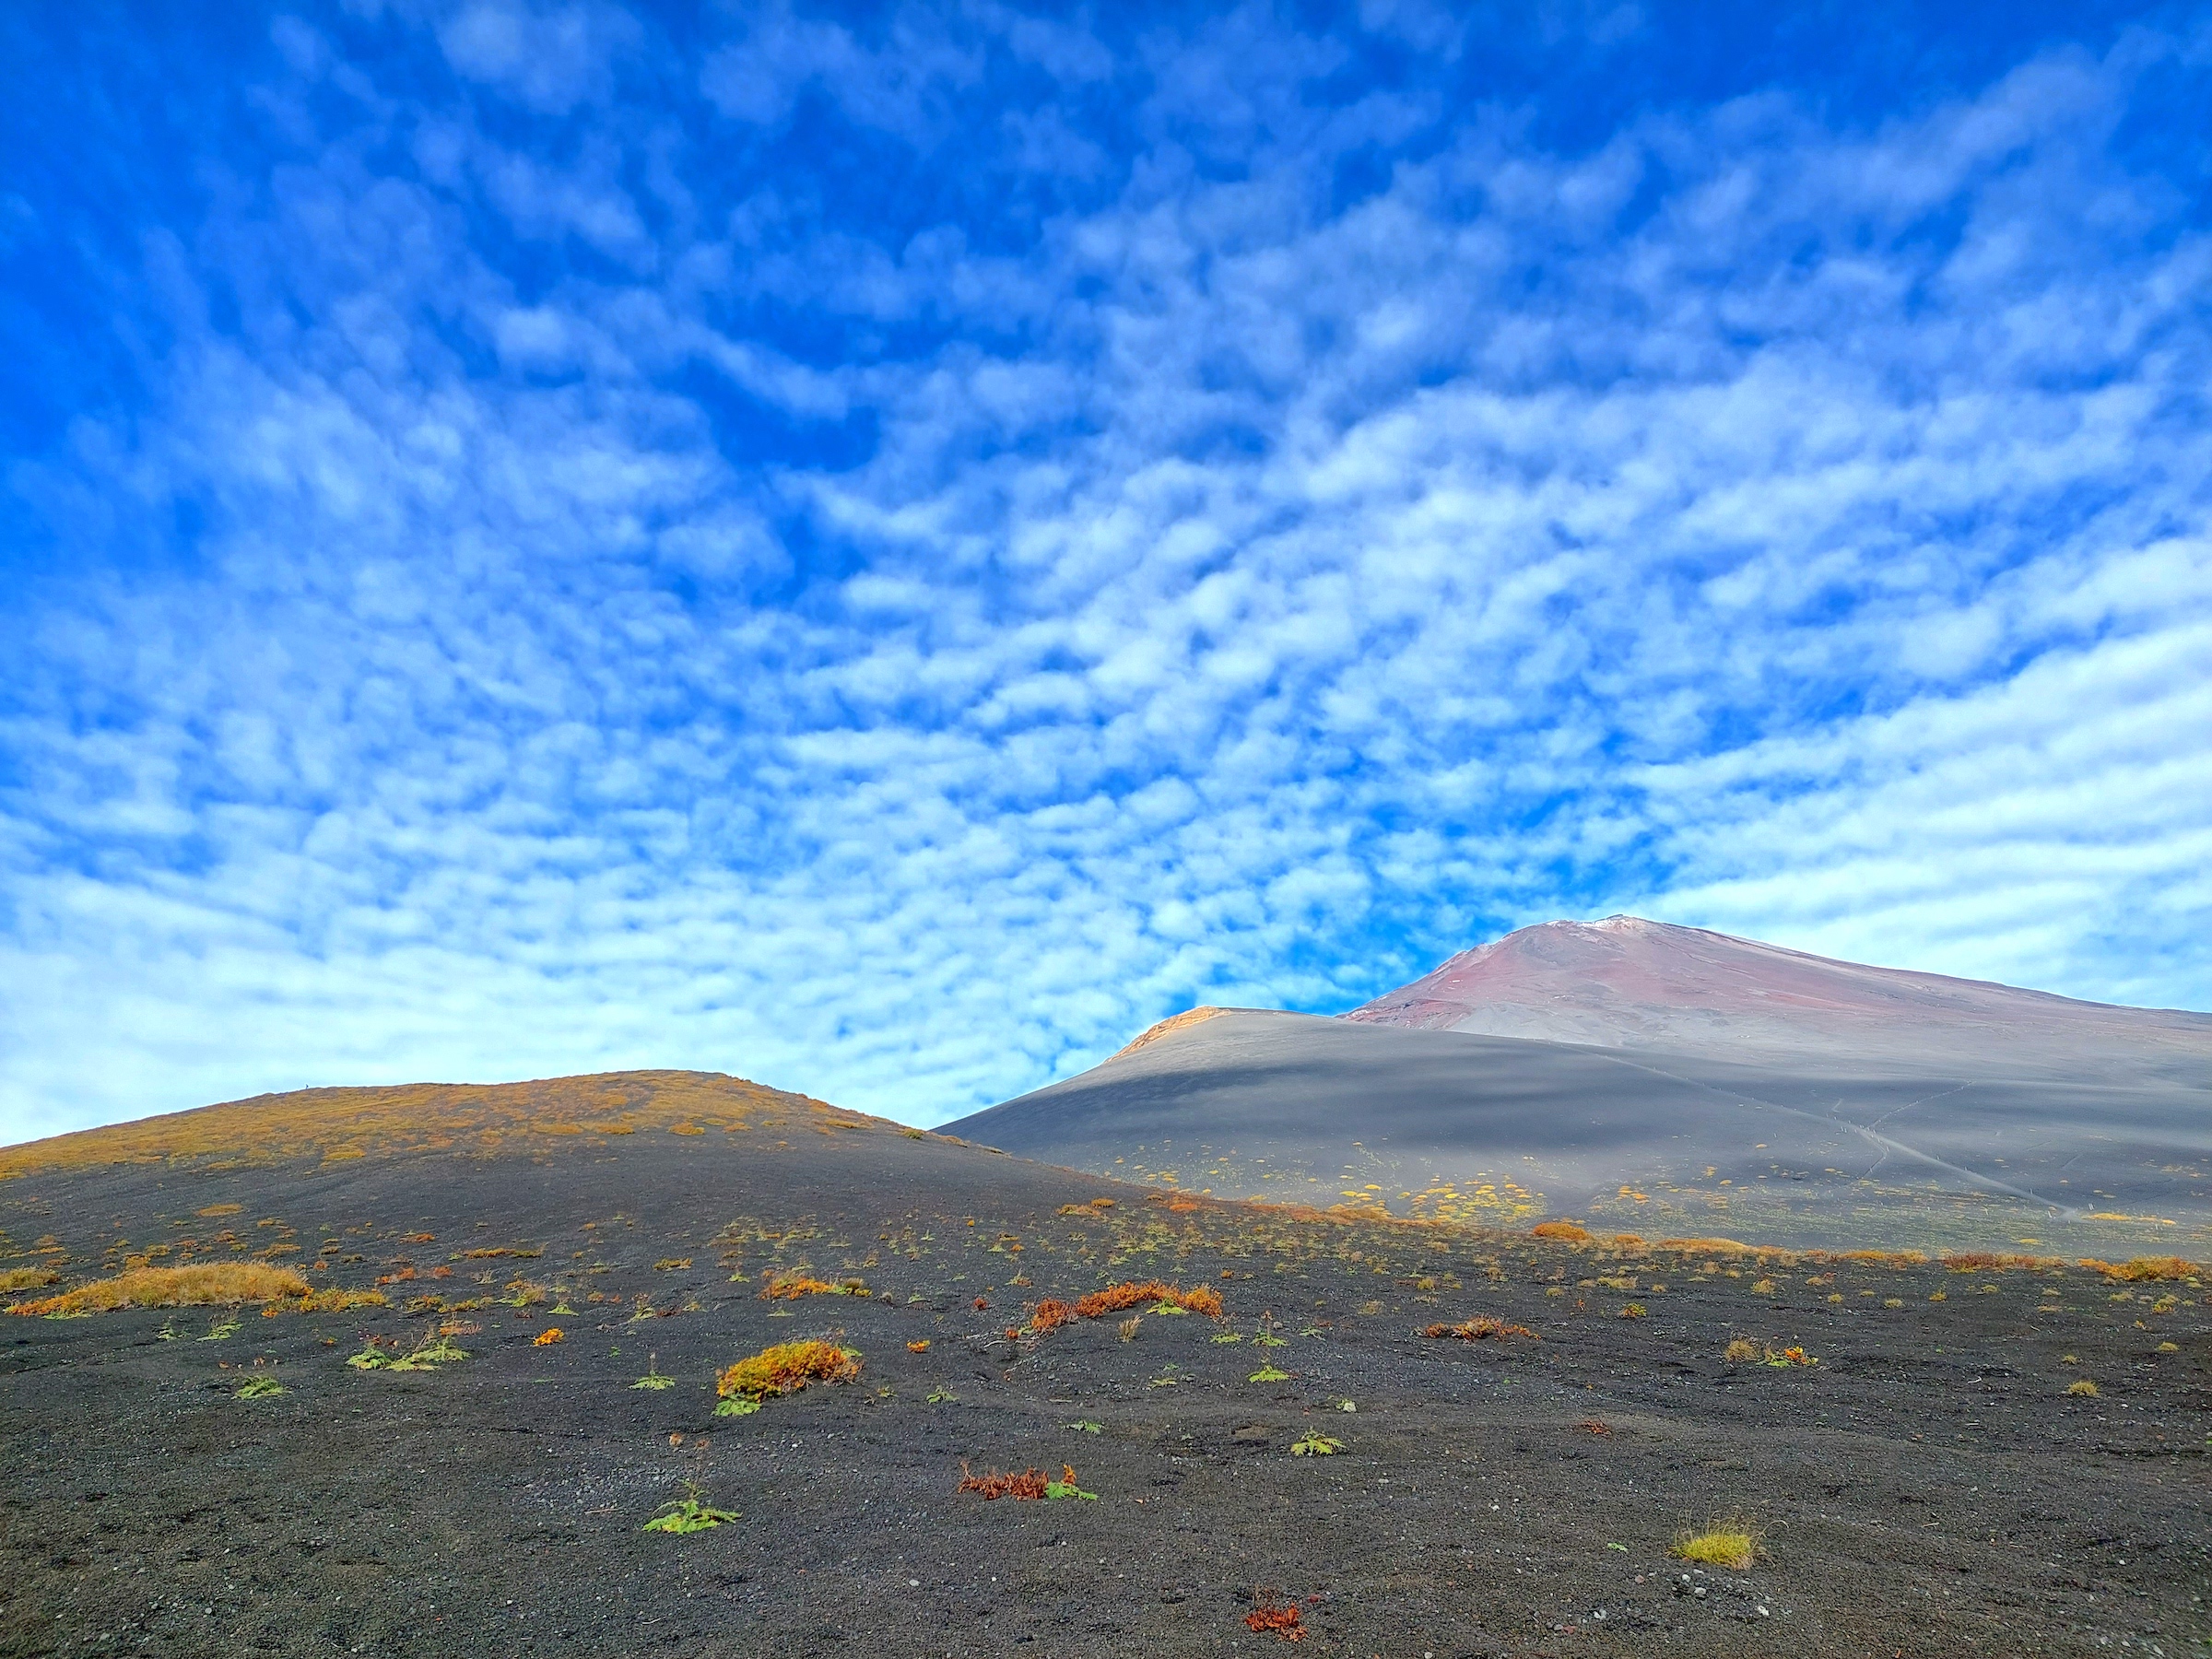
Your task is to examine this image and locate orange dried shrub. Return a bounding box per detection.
[956,1463,1050,1500]
[8,1263,311,1316]
[1530,1221,1591,1241]
[1244,1593,1308,1641]
[2092,1255,2198,1282]
[1071,1281,1223,1320]
[1424,1317,1536,1341]
[1027,1300,1074,1335]
[955,1464,1090,1500]
[533,1327,564,1346]
[759,1273,839,1300]
[717,1340,861,1401]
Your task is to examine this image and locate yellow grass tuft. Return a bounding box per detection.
[1724,1337,1759,1363]
[1674,1526,1759,1571]
[1530,1220,1591,1241]
[2065,1378,2099,1397]
[7,1263,311,1315]
[0,1267,61,1293]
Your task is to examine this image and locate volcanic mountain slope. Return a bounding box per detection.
[3,1069,2207,1656]
[949,922,2212,1252]
[1344,915,2212,1078]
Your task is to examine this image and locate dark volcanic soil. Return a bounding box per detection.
[3,1094,2208,1657]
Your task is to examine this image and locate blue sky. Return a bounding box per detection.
[3,1,2209,1141]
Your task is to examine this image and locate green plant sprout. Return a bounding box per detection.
[1248,1364,1291,1382]
[632,1353,676,1390]
[713,1396,762,1417]
[200,1318,242,1342]
[1065,1419,1102,1432]
[1288,1432,1340,1455]
[234,1375,288,1399]
[643,1484,738,1534]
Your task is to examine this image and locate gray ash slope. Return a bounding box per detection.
[948,921,2212,1251]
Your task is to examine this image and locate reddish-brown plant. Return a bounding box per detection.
[1423,1316,1536,1341]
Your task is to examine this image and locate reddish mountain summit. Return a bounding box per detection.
[1342,915,2212,1078]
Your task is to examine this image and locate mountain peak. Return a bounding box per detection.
[1345,916,2211,1073]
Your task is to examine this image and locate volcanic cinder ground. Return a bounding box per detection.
[2,1071,2208,1658]
[953,920,2212,1256]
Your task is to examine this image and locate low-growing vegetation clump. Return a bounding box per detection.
[1674,1526,1759,1571]
[1289,1432,1341,1455]
[1072,1280,1224,1320]
[0,1267,60,1293]
[1423,1317,1536,1341]
[2086,1255,2199,1282]
[1939,1251,2053,1274]
[234,1374,288,1399]
[1026,1299,1075,1335]
[347,1332,470,1371]
[7,1264,311,1316]
[643,1484,738,1534]
[1530,1220,1591,1241]
[956,1463,1096,1500]
[759,1271,868,1300]
[1244,1592,1308,1640]
[2066,1378,2100,1397]
[716,1340,860,1403]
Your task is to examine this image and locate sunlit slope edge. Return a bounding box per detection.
[948,1012,2212,1251]
[0,1070,887,1178]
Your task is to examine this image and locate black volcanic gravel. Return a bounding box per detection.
[3,1125,2207,1656]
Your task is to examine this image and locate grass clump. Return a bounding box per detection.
[2066,1378,2100,1397]
[1423,1317,1536,1341]
[1531,1220,1591,1241]
[1674,1526,1759,1571]
[234,1374,288,1399]
[643,1483,738,1534]
[0,1268,59,1293]
[716,1339,861,1403]
[7,1263,312,1316]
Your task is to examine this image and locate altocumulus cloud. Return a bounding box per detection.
[2,1,2208,1140]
